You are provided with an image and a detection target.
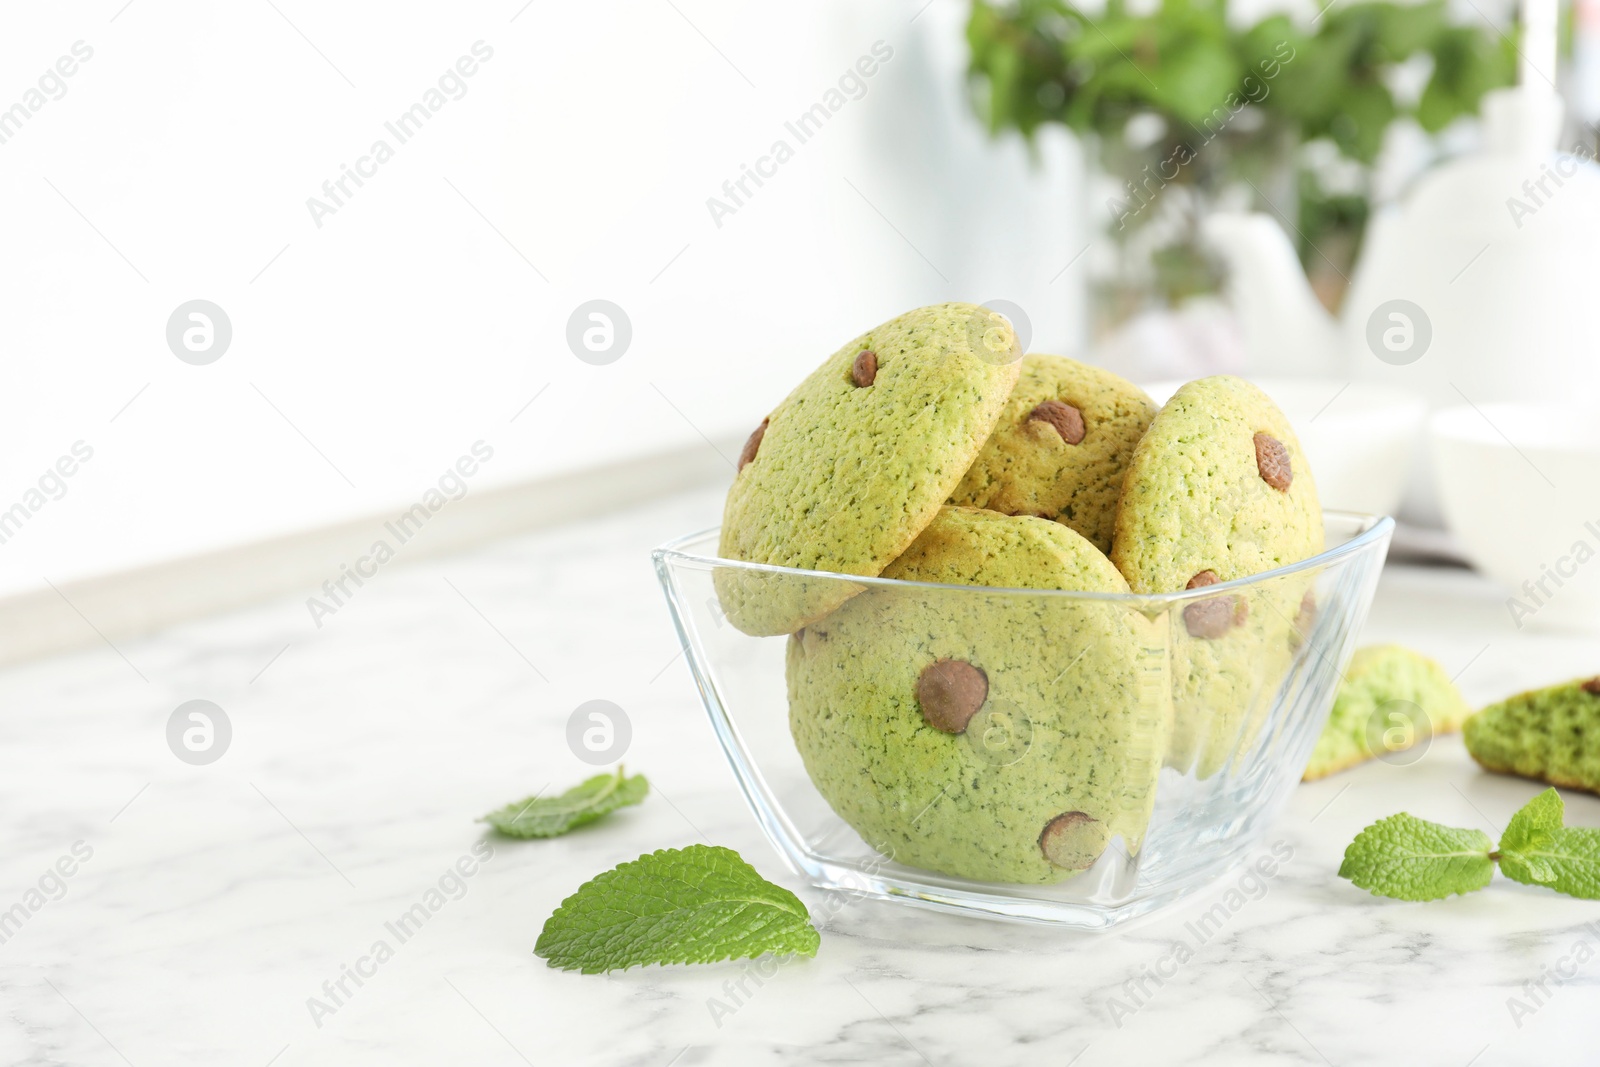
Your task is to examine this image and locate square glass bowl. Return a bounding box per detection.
[653,513,1392,928]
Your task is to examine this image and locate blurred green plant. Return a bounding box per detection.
[967,0,1517,310]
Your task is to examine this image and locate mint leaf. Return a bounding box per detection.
[1499,787,1564,854]
[1499,827,1600,897]
[535,845,820,974]
[483,767,647,838]
[1339,813,1495,901]
[1496,791,1600,899]
[1501,847,1559,885]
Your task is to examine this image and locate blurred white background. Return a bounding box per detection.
[0,0,1085,601]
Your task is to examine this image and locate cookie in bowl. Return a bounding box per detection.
[786,507,1168,884]
[949,353,1157,554]
[717,303,1022,636]
[1113,376,1323,776]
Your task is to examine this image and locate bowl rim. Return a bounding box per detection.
[652,509,1393,605]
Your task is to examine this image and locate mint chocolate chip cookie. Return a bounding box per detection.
[717,304,1022,636]
[786,507,1168,884]
[1112,376,1323,594]
[1465,676,1600,793]
[1113,376,1323,776]
[1303,645,1471,781]
[949,354,1157,554]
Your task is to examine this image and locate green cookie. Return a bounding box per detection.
[1302,645,1471,781]
[1112,376,1324,777]
[1465,676,1600,794]
[717,303,1022,636]
[949,354,1157,554]
[1112,376,1323,594]
[786,507,1169,885]
[1164,574,1309,777]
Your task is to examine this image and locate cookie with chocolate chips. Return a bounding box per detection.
[717,304,1022,636]
[1111,376,1323,776]
[785,507,1168,885]
[949,354,1157,554]
[1112,376,1321,594]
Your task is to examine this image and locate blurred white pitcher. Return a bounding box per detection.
[1204,0,1600,525]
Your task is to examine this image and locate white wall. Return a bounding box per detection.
[0,0,1084,598]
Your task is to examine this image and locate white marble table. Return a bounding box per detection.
[3,484,1596,1066]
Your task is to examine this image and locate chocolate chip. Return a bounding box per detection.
[737,417,768,473]
[1584,677,1600,696]
[1254,433,1292,490]
[1039,811,1100,870]
[1294,590,1318,633]
[1183,600,1232,639]
[851,349,878,388]
[1029,399,1086,445]
[915,659,988,734]
[1183,570,1244,639]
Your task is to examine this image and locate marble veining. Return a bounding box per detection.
[0,484,1595,1065]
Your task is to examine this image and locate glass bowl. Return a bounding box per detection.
[652,512,1392,929]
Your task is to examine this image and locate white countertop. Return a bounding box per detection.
[4,484,1598,1066]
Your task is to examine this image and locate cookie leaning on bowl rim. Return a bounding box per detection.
[716,303,1022,636]
[1111,375,1323,597]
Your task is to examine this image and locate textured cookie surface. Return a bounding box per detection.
[787,508,1168,884]
[1112,376,1323,593]
[1465,677,1600,793]
[1113,377,1323,776]
[949,354,1157,554]
[883,504,1129,591]
[717,303,1021,635]
[1164,572,1308,777]
[1302,645,1471,781]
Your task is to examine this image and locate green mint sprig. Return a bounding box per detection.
[1496,789,1600,899]
[535,844,820,974]
[482,766,648,838]
[1337,814,1494,901]
[1340,788,1600,902]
